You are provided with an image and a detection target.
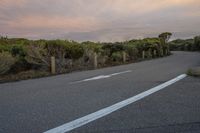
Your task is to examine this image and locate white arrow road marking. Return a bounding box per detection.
[44,74,187,133]
[70,70,132,84]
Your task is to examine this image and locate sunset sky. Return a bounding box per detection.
[0,0,200,42]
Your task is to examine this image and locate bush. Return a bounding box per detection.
[25,43,50,70]
[0,52,16,75]
[45,40,84,60]
[194,36,200,51]
[65,43,84,60]
[102,43,124,57]
[187,67,200,77]
[10,44,26,57]
[124,45,139,60]
[111,52,123,62]
[169,38,196,51]
[82,41,102,53]
[0,44,11,52]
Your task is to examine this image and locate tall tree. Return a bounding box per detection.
[159,32,172,54]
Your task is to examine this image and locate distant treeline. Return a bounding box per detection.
[0,32,172,81]
[169,36,200,51]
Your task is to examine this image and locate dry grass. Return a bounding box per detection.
[187,67,200,77]
[0,70,50,83]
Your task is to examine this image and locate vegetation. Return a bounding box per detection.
[0,33,172,82]
[187,67,200,77]
[169,36,200,51]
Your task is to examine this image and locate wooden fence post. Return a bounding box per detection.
[122,51,126,63]
[51,56,56,74]
[94,52,98,69]
[142,51,145,59]
[161,49,164,57]
[148,49,152,59]
[165,49,168,55]
[154,50,157,58]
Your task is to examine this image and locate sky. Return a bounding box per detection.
[0,0,200,42]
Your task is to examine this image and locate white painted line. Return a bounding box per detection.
[70,70,132,84]
[44,74,187,133]
[109,70,132,76]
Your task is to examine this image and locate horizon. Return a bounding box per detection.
[0,33,198,43]
[0,0,200,42]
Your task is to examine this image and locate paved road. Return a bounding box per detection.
[0,51,200,133]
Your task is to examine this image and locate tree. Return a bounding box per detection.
[159,32,172,43]
[159,32,172,54]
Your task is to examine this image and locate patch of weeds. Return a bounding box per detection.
[187,67,200,77]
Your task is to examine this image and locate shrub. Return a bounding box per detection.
[194,36,200,51]
[65,43,84,60]
[45,40,84,60]
[111,52,123,62]
[124,45,139,60]
[10,44,26,57]
[102,43,125,57]
[187,67,200,77]
[82,41,102,53]
[25,43,50,70]
[0,44,12,52]
[169,39,195,51]
[0,52,16,75]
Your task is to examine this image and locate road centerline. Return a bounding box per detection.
[44,74,187,133]
[70,70,132,84]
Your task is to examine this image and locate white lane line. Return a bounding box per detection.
[44,74,187,133]
[70,70,132,84]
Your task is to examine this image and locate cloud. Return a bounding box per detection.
[0,0,26,7]
[0,0,199,41]
[6,15,100,31]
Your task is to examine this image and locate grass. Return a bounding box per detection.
[0,70,50,83]
[187,67,200,77]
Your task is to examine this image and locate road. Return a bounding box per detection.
[0,51,200,133]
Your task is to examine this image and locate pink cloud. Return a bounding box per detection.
[103,0,199,15]
[0,0,199,40]
[0,0,26,7]
[6,15,101,32]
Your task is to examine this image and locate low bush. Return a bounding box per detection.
[111,52,123,62]
[187,67,200,77]
[124,44,139,60]
[0,52,16,75]
[169,37,200,51]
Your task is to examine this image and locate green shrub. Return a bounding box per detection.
[0,44,12,52]
[124,45,139,60]
[45,40,84,60]
[11,44,26,57]
[65,43,84,60]
[0,52,16,75]
[102,43,125,57]
[169,38,195,51]
[187,67,200,77]
[111,52,123,62]
[82,41,102,53]
[25,43,50,69]
[194,36,200,51]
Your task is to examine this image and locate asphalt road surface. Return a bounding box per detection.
[0,51,200,133]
